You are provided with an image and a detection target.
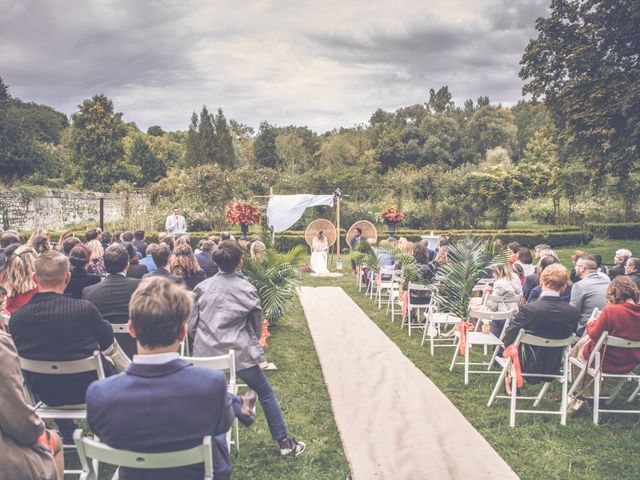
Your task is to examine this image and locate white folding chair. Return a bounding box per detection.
[487,330,575,427]
[74,430,214,480]
[420,296,461,355]
[183,350,240,451]
[386,275,405,322]
[19,351,105,476]
[400,283,432,336]
[568,332,640,424]
[376,266,396,309]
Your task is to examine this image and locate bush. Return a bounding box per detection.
[585,223,640,240]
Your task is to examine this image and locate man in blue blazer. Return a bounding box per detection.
[86,277,257,480]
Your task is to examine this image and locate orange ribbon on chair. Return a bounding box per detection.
[456,320,472,356]
[259,318,271,347]
[502,345,523,394]
[375,273,381,288]
[401,291,409,318]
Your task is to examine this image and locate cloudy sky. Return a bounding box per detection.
[0,0,549,133]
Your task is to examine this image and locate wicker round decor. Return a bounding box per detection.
[346,220,378,246]
[304,219,337,247]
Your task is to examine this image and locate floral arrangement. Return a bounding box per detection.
[225,200,261,225]
[378,206,405,224]
[300,263,311,273]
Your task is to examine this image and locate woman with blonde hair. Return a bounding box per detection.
[86,239,106,277]
[56,230,74,251]
[0,245,38,314]
[250,240,266,260]
[171,244,206,291]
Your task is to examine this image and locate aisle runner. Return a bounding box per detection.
[299,286,519,480]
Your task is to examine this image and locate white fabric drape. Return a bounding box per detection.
[266,194,334,233]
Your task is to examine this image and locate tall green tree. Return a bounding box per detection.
[198,105,216,164]
[184,112,200,167]
[67,94,135,190]
[521,0,640,220]
[128,136,166,186]
[253,121,280,168]
[213,108,234,168]
[0,76,9,101]
[428,86,454,113]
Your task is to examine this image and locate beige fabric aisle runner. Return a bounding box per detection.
[299,286,519,480]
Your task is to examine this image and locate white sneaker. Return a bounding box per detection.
[280,439,306,457]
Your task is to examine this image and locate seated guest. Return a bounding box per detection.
[507,241,520,264]
[62,236,82,257]
[503,264,579,382]
[83,244,141,358]
[249,241,266,260]
[570,255,610,335]
[85,228,99,243]
[196,240,218,278]
[413,243,435,282]
[515,247,535,277]
[609,248,632,280]
[534,243,551,260]
[591,253,609,278]
[568,276,640,412]
[2,245,38,314]
[142,244,182,284]
[9,251,114,442]
[113,231,124,244]
[512,262,525,286]
[87,277,257,480]
[87,239,106,277]
[484,264,522,337]
[569,250,587,284]
[527,256,572,303]
[0,231,20,268]
[101,231,113,251]
[523,254,558,301]
[625,257,640,289]
[139,244,158,274]
[32,235,51,256]
[133,230,148,258]
[220,231,232,241]
[64,245,101,299]
[56,230,74,252]
[171,244,206,291]
[160,235,175,252]
[190,241,305,457]
[122,231,134,243]
[0,330,64,480]
[123,242,148,279]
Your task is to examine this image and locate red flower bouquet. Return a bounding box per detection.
[225,201,261,225]
[378,206,405,224]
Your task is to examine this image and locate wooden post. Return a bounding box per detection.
[269,186,274,243]
[335,188,342,271]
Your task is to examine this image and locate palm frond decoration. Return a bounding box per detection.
[433,237,508,319]
[393,251,420,289]
[242,245,306,324]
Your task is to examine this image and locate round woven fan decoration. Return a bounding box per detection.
[304,219,337,247]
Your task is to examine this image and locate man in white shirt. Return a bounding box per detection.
[165,206,187,234]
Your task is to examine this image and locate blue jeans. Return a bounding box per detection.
[237,365,288,441]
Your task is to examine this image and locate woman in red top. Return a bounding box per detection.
[0,245,38,315]
[582,276,640,373]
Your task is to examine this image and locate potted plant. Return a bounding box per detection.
[225,200,261,239]
[378,206,405,238]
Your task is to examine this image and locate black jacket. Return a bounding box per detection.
[9,292,114,406]
[503,295,579,383]
[83,274,141,358]
[132,239,148,258]
[627,271,640,289]
[64,267,101,299]
[609,264,626,280]
[143,268,183,285]
[196,252,219,278]
[126,263,148,279]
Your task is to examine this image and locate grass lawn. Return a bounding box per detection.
[555,238,640,269]
[304,240,640,480]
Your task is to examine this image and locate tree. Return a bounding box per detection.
[464,106,517,162]
[0,76,9,100]
[184,112,200,167]
[66,94,135,190]
[276,131,308,173]
[128,136,166,186]
[213,108,234,168]
[147,125,165,136]
[253,121,279,168]
[521,0,640,220]
[428,86,454,113]
[198,105,216,164]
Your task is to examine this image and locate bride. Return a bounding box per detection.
[310,230,330,274]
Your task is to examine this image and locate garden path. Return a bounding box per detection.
[298,286,519,480]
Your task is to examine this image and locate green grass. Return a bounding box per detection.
[555,238,640,269]
[304,266,640,480]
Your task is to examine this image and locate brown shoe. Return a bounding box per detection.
[238,389,257,427]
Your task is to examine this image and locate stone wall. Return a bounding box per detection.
[0,188,149,231]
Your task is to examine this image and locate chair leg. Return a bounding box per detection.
[509,368,517,427]
[628,379,640,402]
[561,375,568,426]
[533,382,550,407]
[488,362,509,407]
[605,378,625,405]
[449,337,459,371]
[593,370,601,425]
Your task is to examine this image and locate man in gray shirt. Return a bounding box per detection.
[570,256,610,335]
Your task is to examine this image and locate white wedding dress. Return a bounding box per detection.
[310,237,330,274]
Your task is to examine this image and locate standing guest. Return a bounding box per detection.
[87,277,258,480]
[503,264,579,382]
[0,231,20,268]
[85,228,99,243]
[0,330,64,480]
[1,245,38,314]
[101,231,113,251]
[122,231,134,243]
[86,239,107,277]
[570,256,610,335]
[507,241,521,264]
[83,244,141,358]
[64,245,101,299]
[32,235,51,255]
[9,251,114,443]
[171,244,206,291]
[165,206,187,234]
[140,243,158,274]
[122,242,148,279]
[133,230,148,258]
[56,230,74,252]
[190,241,306,457]
[196,240,218,278]
[569,250,587,284]
[625,257,640,289]
[609,249,632,280]
[62,236,82,257]
[142,244,182,284]
[515,247,535,277]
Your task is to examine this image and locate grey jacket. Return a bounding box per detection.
[189,272,265,370]
[570,272,610,335]
[0,332,57,480]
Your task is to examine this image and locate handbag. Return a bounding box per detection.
[102,339,131,373]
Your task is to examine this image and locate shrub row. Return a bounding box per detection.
[585,223,640,240]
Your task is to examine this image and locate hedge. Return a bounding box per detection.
[585,223,640,240]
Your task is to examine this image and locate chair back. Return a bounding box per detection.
[183,350,236,390]
[517,331,575,348]
[588,307,601,322]
[469,309,514,322]
[74,430,213,479]
[112,323,129,334]
[604,334,640,349]
[19,351,106,379]
[486,293,520,304]
[407,282,431,293]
